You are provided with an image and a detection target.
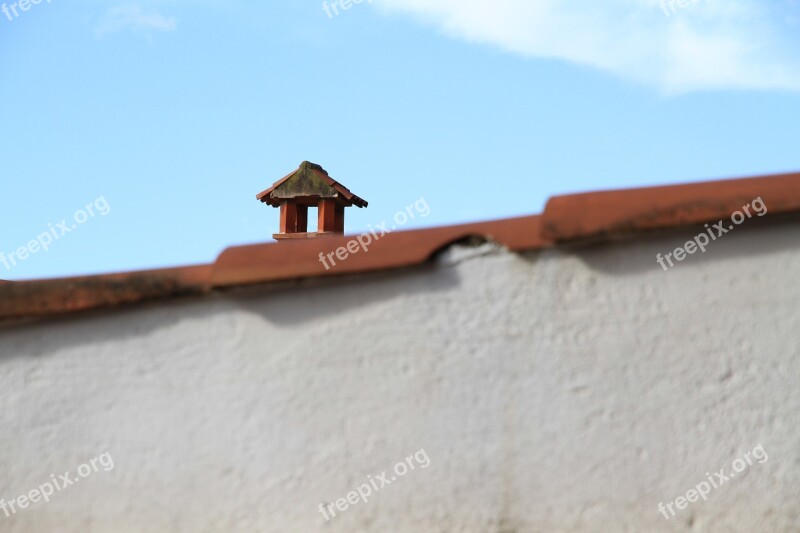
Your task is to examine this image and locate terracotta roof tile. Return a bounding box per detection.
[212,215,545,288]
[542,172,800,242]
[0,266,212,323]
[1,171,799,324]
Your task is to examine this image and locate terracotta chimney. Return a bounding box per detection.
[257,162,368,241]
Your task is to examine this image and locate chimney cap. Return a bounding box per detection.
[256,161,368,208]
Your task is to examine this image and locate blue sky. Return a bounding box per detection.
[1,0,799,280]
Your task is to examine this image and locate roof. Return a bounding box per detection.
[256,161,368,208]
[2,171,799,324]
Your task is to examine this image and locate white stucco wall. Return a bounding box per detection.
[1,217,799,532]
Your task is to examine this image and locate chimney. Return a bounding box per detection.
[257,162,368,241]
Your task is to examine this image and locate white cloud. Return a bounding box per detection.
[375,0,800,93]
[95,3,177,37]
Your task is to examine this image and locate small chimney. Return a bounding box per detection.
[257,162,368,241]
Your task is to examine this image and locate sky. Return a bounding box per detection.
[1,0,799,280]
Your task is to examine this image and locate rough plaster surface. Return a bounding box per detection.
[0,217,799,532]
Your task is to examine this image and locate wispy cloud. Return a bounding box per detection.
[375,0,800,93]
[95,3,177,38]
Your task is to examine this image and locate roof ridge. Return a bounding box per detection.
[2,170,799,323]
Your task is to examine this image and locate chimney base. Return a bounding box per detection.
[272,232,341,241]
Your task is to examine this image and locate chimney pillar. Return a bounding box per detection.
[318,199,338,234]
[335,204,345,233]
[279,202,298,233]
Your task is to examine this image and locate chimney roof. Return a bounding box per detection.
[256,161,368,208]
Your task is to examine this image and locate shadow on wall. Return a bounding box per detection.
[224,256,465,327]
[0,255,467,363]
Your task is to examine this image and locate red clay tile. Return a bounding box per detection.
[2,171,799,323]
[0,265,212,323]
[542,172,800,242]
[212,215,547,288]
